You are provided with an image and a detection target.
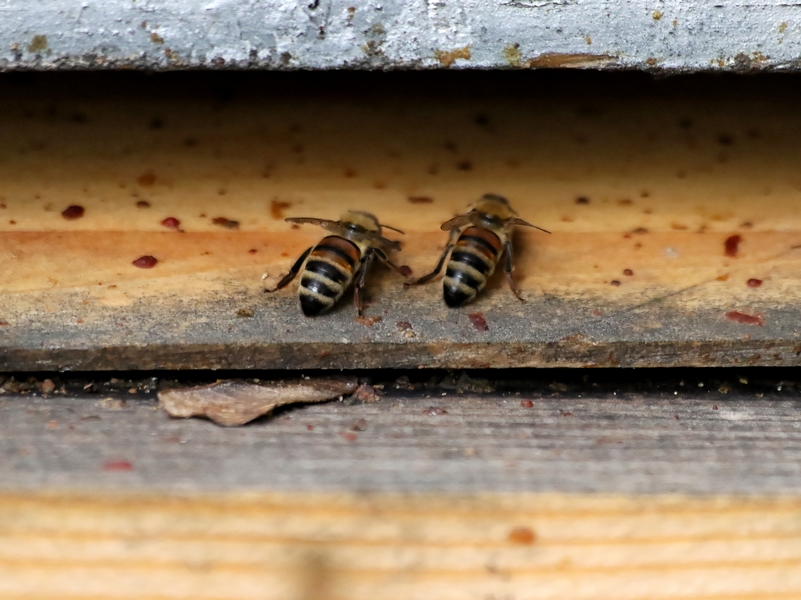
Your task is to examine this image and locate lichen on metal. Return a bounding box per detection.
[1,0,800,72]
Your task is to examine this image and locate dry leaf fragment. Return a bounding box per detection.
[158,377,358,426]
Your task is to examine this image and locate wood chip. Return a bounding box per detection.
[158,377,359,426]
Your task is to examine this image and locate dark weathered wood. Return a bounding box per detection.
[2,389,801,494]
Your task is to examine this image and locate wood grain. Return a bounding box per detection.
[2,376,801,597]
[2,74,801,369]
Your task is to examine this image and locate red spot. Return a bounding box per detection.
[212,217,239,229]
[713,405,718,410]
[306,424,314,431]
[674,414,680,420]
[560,410,574,417]
[0,320,8,326]
[575,196,590,205]
[520,399,534,408]
[103,460,133,472]
[399,265,412,277]
[468,312,488,332]
[610,280,621,286]
[340,431,357,442]
[592,310,602,317]
[408,196,433,204]
[248,248,258,254]
[726,311,764,326]
[623,269,634,276]
[137,172,156,187]
[423,407,448,416]
[396,321,413,331]
[132,255,158,269]
[724,234,742,257]
[508,526,536,545]
[270,200,292,220]
[343,168,357,178]
[61,205,85,220]
[160,217,180,229]
[747,278,763,288]
[136,200,151,208]
[8,220,15,225]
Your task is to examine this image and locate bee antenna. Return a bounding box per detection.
[381,223,405,234]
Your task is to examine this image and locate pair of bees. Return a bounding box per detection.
[266,194,550,316]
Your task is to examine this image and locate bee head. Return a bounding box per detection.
[339,211,382,234]
[474,193,517,219]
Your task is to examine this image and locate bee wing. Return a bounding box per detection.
[439,212,474,231]
[285,217,349,235]
[507,217,551,234]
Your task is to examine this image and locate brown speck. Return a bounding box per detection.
[61,205,85,220]
[610,280,621,287]
[726,311,764,326]
[618,199,633,206]
[674,414,680,420]
[652,10,662,20]
[780,22,788,33]
[398,265,413,277]
[676,170,687,179]
[520,399,534,408]
[150,32,164,44]
[397,321,413,331]
[184,137,197,147]
[271,199,292,220]
[427,164,439,175]
[408,196,433,204]
[434,46,471,67]
[40,379,56,394]
[0,203,5,209]
[236,308,254,318]
[306,424,314,431]
[457,160,473,171]
[717,133,734,146]
[740,221,753,229]
[137,172,156,187]
[508,526,536,545]
[713,405,718,410]
[373,181,386,189]
[132,255,158,269]
[0,321,8,327]
[136,200,151,208]
[8,220,15,225]
[103,460,133,472]
[355,315,382,327]
[423,407,448,416]
[248,248,258,254]
[747,278,763,288]
[724,234,742,257]
[632,227,649,234]
[350,418,368,432]
[343,168,357,178]
[468,312,488,332]
[46,420,58,430]
[575,196,590,205]
[671,222,688,230]
[717,274,730,281]
[27,34,48,53]
[623,269,634,276]
[160,217,180,229]
[212,217,239,229]
[340,432,358,442]
[560,410,574,417]
[353,384,381,403]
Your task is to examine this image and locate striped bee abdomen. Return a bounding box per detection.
[443,226,502,307]
[299,236,361,316]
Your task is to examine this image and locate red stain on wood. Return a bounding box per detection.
[103,460,133,472]
[468,312,488,332]
[132,255,158,269]
[747,278,763,288]
[61,205,85,220]
[724,234,742,257]
[160,217,180,229]
[507,526,536,545]
[270,200,292,220]
[726,311,764,326]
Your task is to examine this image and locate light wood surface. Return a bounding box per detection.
[2,73,801,369]
[2,491,801,599]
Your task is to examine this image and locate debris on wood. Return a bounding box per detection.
[158,377,359,426]
[352,383,381,403]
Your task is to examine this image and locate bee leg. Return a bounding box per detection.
[373,249,407,276]
[264,247,312,293]
[353,250,376,316]
[404,229,459,287]
[503,240,525,303]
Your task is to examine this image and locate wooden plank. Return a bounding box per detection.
[2,73,801,369]
[2,386,801,599]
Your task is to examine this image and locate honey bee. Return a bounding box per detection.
[405,194,550,306]
[266,211,405,316]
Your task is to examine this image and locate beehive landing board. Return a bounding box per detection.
[2,72,801,370]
